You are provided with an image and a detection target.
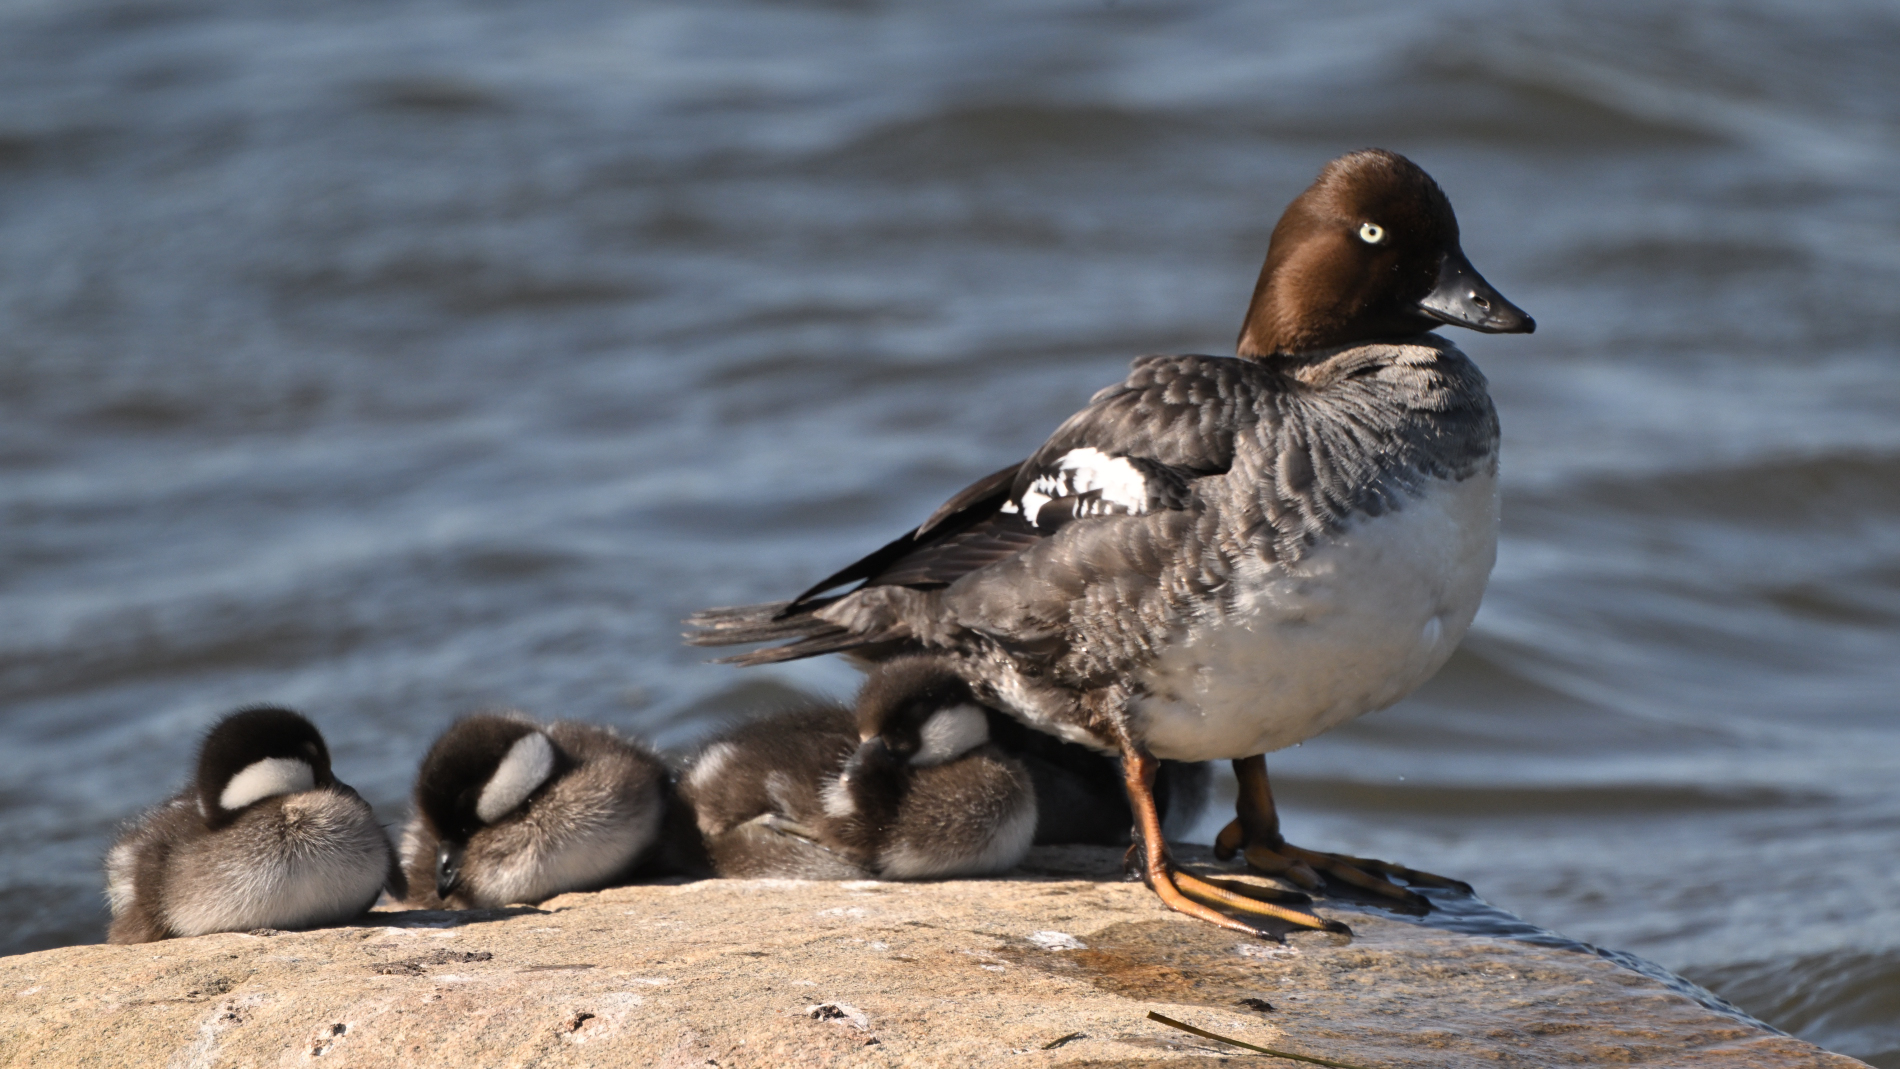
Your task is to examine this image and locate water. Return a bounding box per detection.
[2,0,1896,1061]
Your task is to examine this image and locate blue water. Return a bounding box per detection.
[1,1,1896,1062]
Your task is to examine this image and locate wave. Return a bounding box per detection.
[1687,950,1900,1066]
[1513,448,1900,530]
[1275,777,1825,819]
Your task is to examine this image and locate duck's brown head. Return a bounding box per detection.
[1236,149,1534,359]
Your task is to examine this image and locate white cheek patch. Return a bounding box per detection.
[219,758,316,812]
[476,732,556,824]
[1017,448,1150,527]
[910,704,989,767]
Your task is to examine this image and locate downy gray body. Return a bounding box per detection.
[105,707,393,943]
[679,660,1039,879]
[401,717,670,908]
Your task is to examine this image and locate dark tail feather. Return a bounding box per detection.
[708,628,896,666]
[685,601,816,627]
[684,599,872,665]
[686,601,815,644]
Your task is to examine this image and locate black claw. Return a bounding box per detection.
[1389,867,1474,896]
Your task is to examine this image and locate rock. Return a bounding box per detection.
[0,846,1866,1068]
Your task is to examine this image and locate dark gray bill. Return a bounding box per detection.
[1418,248,1535,334]
[435,841,465,899]
[841,735,893,783]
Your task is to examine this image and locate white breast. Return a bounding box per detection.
[164,791,390,936]
[1133,471,1498,762]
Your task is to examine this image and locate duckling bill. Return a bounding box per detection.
[400,714,674,908]
[105,707,397,944]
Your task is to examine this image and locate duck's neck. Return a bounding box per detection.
[1235,247,1433,359]
[1236,295,1392,361]
[1235,270,1298,359]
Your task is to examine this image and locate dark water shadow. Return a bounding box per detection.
[351,904,551,930]
[1012,844,1775,1034]
[1386,885,1777,1034]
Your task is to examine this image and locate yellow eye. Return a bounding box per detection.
[1358,222,1385,244]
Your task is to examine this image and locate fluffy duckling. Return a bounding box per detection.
[680,657,1036,880]
[678,704,866,879]
[826,658,1039,877]
[105,707,397,944]
[400,714,672,908]
[981,710,1209,846]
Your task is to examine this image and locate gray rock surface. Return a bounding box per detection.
[0,846,1866,1068]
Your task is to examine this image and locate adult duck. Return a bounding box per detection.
[688,149,1532,936]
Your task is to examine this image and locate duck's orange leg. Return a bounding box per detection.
[1121,744,1347,937]
[1215,755,1471,909]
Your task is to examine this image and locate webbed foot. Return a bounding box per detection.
[1122,746,1348,938]
[1219,755,1472,911]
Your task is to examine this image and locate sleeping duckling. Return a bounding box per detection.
[399,714,672,908]
[678,704,867,880]
[105,706,397,944]
[680,657,1036,880]
[981,709,1210,846]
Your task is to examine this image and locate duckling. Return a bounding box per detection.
[679,658,1036,880]
[677,705,868,879]
[104,706,397,944]
[981,710,1210,846]
[400,714,672,908]
[827,657,1038,877]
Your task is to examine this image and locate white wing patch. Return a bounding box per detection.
[1006,447,1151,528]
[910,704,989,767]
[684,741,736,796]
[104,840,139,916]
[218,757,316,812]
[476,732,556,824]
[820,775,857,818]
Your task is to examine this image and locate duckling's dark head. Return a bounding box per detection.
[414,714,564,898]
[853,658,989,769]
[1236,148,1534,359]
[194,706,336,828]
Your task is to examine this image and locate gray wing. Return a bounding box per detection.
[685,355,1265,665]
[843,354,1260,588]
[1000,353,1254,530]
